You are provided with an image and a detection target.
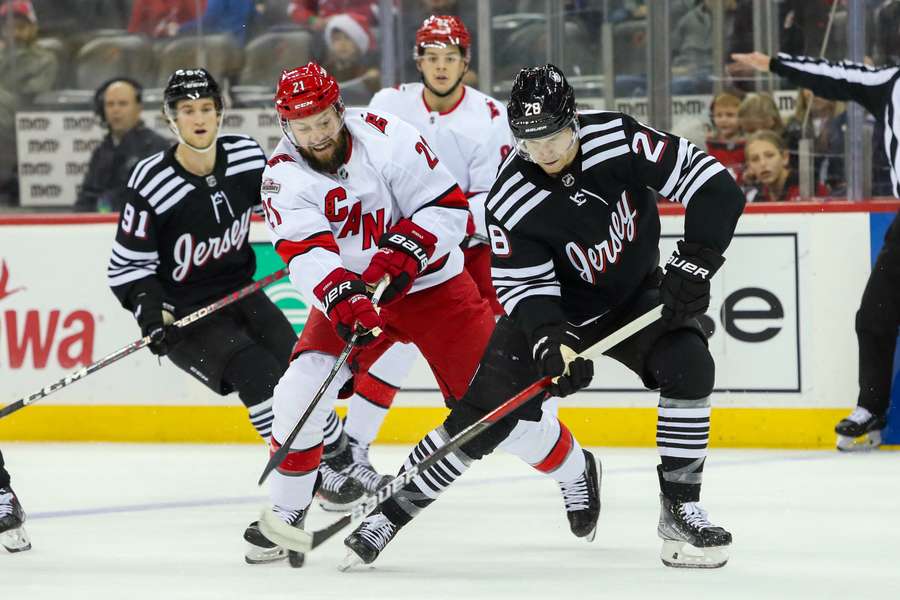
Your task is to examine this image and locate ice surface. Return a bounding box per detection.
[2,443,899,600]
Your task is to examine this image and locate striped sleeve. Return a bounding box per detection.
[222,135,268,178]
[770,53,900,118]
[107,191,161,308]
[619,114,745,253]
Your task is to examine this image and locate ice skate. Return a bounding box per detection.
[835,407,886,452]
[344,435,392,495]
[0,487,31,553]
[245,507,307,567]
[318,433,367,512]
[317,460,366,512]
[558,449,601,541]
[339,512,399,571]
[657,494,731,568]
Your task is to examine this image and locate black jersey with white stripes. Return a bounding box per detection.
[770,53,900,199]
[108,134,267,314]
[486,110,745,326]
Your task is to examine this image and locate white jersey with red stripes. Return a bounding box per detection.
[260,108,469,313]
[369,83,513,239]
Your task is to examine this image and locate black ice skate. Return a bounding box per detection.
[344,435,392,495]
[339,512,400,571]
[657,494,732,568]
[835,407,887,452]
[245,507,306,567]
[0,486,31,553]
[318,434,366,512]
[558,449,601,541]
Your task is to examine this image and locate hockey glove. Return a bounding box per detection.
[315,268,382,346]
[661,241,725,325]
[134,292,181,356]
[531,325,594,398]
[361,219,437,306]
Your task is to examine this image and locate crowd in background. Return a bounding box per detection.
[2,0,900,208]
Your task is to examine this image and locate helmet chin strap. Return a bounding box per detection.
[422,69,467,99]
[166,109,224,154]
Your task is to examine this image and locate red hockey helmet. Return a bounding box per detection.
[414,15,471,60]
[274,62,343,121]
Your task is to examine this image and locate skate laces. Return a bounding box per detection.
[560,475,590,512]
[847,406,874,424]
[677,502,713,530]
[273,505,304,525]
[0,490,15,519]
[346,463,387,492]
[357,513,397,551]
[319,461,352,493]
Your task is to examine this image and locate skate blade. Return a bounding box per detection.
[257,509,313,553]
[244,543,288,565]
[337,548,365,572]
[837,431,882,452]
[660,540,728,569]
[0,527,32,553]
[584,526,597,543]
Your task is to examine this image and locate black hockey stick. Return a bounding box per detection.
[258,278,390,486]
[258,303,664,553]
[0,267,290,420]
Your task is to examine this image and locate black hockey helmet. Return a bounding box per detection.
[163,68,223,113]
[507,64,576,140]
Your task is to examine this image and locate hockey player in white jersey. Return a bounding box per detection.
[248,62,600,565]
[331,16,586,506]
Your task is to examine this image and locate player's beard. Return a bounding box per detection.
[422,71,466,98]
[298,128,350,174]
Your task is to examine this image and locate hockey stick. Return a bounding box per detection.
[259,303,664,553]
[0,267,290,420]
[257,278,390,486]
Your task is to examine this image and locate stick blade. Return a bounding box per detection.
[258,508,314,553]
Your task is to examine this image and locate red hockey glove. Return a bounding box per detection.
[661,241,725,326]
[314,268,382,346]
[362,219,437,306]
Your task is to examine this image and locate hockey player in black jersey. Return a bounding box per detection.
[343,64,745,570]
[106,69,362,566]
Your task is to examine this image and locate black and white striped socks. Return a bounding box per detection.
[247,397,274,439]
[656,396,710,502]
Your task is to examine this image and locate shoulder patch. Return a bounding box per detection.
[261,177,281,194]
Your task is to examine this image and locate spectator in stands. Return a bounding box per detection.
[706,91,745,182]
[784,88,847,193]
[743,130,828,202]
[321,13,379,101]
[74,78,169,212]
[0,1,58,107]
[128,0,205,38]
[738,92,785,137]
[288,0,374,30]
[178,0,261,44]
[671,0,715,94]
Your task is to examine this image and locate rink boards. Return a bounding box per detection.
[1,202,898,447]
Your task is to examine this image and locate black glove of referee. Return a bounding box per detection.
[661,241,725,326]
[531,325,594,398]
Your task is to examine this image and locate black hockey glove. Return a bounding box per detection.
[661,241,726,326]
[531,325,594,398]
[133,292,182,356]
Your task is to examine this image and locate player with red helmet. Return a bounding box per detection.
[246,61,598,567]
[327,17,596,537]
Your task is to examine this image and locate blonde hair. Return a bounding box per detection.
[746,129,787,153]
[711,92,741,112]
[738,93,784,134]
